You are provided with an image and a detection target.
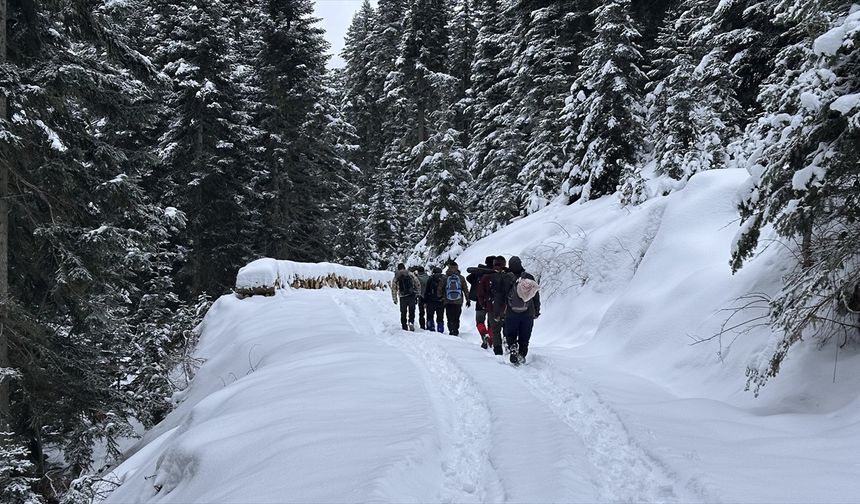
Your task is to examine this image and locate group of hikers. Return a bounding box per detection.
[390,255,541,365]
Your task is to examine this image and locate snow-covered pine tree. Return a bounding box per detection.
[447,0,478,146]
[252,0,341,263]
[379,0,453,258]
[0,0,195,493]
[469,0,525,235]
[413,126,471,261]
[645,0,742,194]
[561,0,647,204]
[361,0,408,267]
[154,0,262,295]
[731,0,860,394]
[513,0,594,214]
[318,69,371,268]
[342,0,381,173]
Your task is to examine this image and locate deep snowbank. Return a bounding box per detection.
[456,168,860,409]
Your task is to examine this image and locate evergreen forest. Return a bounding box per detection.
[0,0,858,501]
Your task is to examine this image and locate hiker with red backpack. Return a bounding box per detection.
[391,263,422,331]
[467,256,496,349]
[424,266,446,333]
[437,262,469,336]
[501,256,540,365]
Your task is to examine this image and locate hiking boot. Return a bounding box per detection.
[408,323,415,332]
[437,322,444,333]
[480,338,489,350]
[509,343,520,364]
[402,324,408,331]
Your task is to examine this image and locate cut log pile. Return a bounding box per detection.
[235,258,393,297]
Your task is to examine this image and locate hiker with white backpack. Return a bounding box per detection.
[437,261,469,336]
[500,256,541,365]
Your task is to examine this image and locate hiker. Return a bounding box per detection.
[437,261,469,336]
[467,256,496,349]
[502,256,541,365]
[415,266,430,330]
[479,256,509,355]
[391,263,421,331]
[424,266,446,332]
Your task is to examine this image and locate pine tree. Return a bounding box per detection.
[469,0,524,234]
[646,0,742,195]
[154,0,262,295]
[731,0,860,394]
[0,0,193,493]
[513,0,595,213]
[342,0,380,173]
[413,127,471,260]
[561,0,647,203]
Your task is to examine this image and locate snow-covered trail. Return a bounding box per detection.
[331,289,702,504]
[104,287,860,504]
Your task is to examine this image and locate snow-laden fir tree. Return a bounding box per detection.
[447,0,478,145]
[730,0,860,395]
[0,0,202,494]
[412,126,471,261]
[513,0,595,213]
[646,0,741,195]
[469,0,525,235]
[154,0,262,295]
[561,0,647,204]
[252,0,343,263]
[378,0,452,258]
[342,0,381,173]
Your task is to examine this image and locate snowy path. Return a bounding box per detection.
[104,288,860,503]
[331,290,697,504]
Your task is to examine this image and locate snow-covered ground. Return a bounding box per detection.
[104,169,860,503]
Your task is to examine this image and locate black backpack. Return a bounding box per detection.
[397,273,415,297]
[488,271,511,315]
[425,274,443,303]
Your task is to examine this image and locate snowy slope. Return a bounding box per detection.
[104,169,860,503]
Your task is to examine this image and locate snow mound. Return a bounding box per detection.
[236,258,393,293]
[456,168,860,408]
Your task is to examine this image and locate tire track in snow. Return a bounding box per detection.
[332,291,506,504]
[515,355,703,504]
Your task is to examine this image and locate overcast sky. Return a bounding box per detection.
[313,0,379,68]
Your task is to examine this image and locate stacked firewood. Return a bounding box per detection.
[237,274,388,297]
[290,274,388,291]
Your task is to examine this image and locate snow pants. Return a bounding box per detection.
[445,304,463,335]
[504,312,534,357]
[399,294,417,329]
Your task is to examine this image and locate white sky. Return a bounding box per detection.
[314,0,379,68]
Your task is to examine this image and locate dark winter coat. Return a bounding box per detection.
[417,272,430,300]
[483,257,541,318]
[437,266,469,306]
[466,264,492,305]
[391,270,421,303]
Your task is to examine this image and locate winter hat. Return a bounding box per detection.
[432,266,443,274]
[509,256,524,275]
[493,256,507,268]
[397,263,406,271]
[484,256,495,267]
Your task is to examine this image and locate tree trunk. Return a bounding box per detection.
[1,0,11,436]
